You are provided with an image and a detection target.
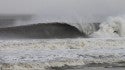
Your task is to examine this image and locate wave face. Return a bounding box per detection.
[0,22,86,39]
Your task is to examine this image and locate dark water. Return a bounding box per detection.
[48,63,125,70]
[65,67,125,70]
[48,66,125,70]
[0,22,86,39]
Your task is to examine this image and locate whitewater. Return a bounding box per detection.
[89,16,125,38]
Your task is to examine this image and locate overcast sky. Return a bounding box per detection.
[0,0,125,22]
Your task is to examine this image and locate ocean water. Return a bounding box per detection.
[0,16,125,38]
[0,0,125,39]
[0,1,125,70]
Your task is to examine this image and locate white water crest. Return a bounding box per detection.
[90,16,125,38]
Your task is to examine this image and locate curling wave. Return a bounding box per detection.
[0,22,86,39]
[0,15,125,38]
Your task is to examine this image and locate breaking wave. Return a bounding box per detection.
[90,16,125,38]
[28,15,125,38]
[0,23,86,39]
[0,15,125,38]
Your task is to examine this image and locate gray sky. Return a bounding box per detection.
[0,0,125,15]
[0,0,125,22]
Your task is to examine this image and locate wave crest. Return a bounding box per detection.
[90,16,125,38]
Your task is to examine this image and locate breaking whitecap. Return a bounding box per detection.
[0,15,125,38]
